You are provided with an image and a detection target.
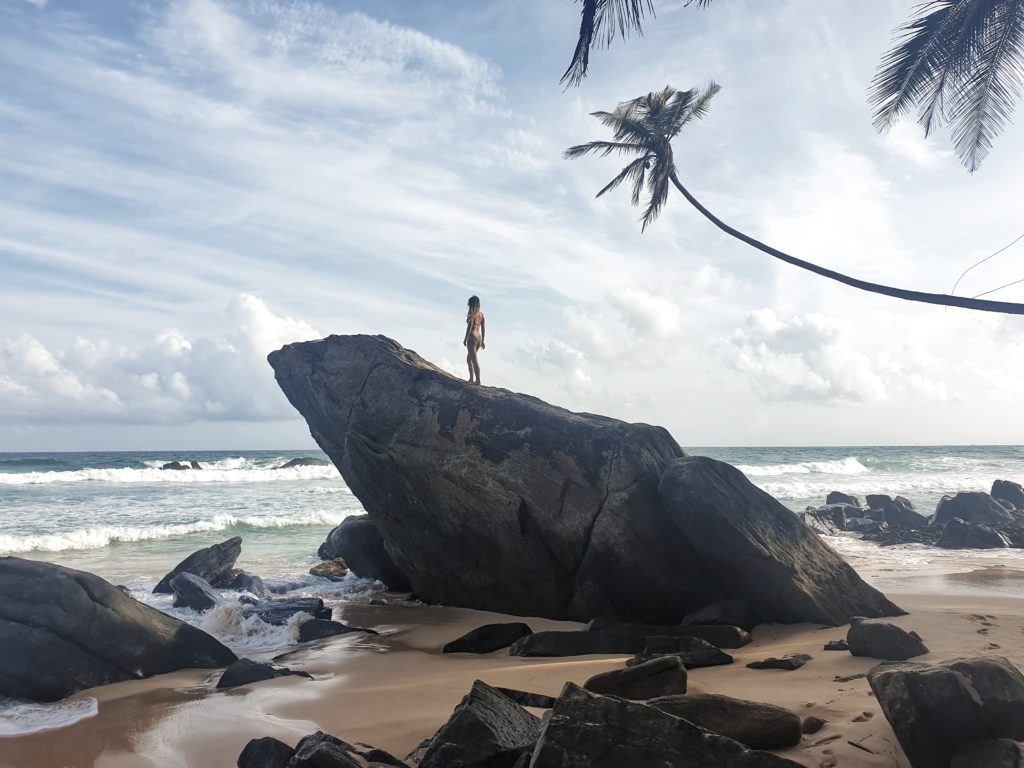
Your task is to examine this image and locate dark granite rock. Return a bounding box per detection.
[160,461,190,470]
[626,636,734,669]
[869,656,1024,768]
[583,656,687,700]
[0,557,236,702]
[530,683,804,768]
[649,693,802,750]
[826,491,860,507]
[799,505,849,535]
[659,457,903,626]
[317,514,411,592]
[217,659,311,689]
[951,739,1024,768]
[801,716,827,735]
[443,623,533,654]
[865,494,928,529]
[933,492,1018,528]
[992,480,1024,511]
[298,619,374,643]
[310,559,349,581]
[418,680,542,768]
[823,639,849,651]
[681,599,755,631]
[224,571,267,597]
[495,688,556,709]
[190,461,203,470]
[588,618,752,649]
[237,736,294,768]
[509,631,646,657]
[746,653,811,671]
[170,572,224,612]
[153,537,243,594]
[848,618,929,660]
[248,598,332,626]
[271,335,899,625]
[937,517,1010,549]
[278,457,330,469]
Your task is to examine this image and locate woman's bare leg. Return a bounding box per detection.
[472,355,481,384]
[466,349,474,382]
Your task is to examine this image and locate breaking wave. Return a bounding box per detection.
[0,463,338,485]
[0,697,98,736]
[735,457,870,477]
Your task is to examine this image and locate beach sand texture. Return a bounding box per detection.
[3,578,1023,768]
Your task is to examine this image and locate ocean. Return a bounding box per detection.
[2,444,1023,734]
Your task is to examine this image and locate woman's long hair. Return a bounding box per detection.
[467,295,481,320]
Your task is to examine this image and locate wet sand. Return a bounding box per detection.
[4,579,1024,768]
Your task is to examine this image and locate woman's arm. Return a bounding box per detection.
[481,316,486,349]
[463,318,470,346]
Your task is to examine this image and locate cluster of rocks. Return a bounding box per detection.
[272,334,902,627]
[800,484,1024,549]
[160,460,203,470]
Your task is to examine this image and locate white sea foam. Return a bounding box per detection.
[0,464,339,485]
[0,510,343,554]
[198,603,305,654]
[0,697,98,736]
[736,457,870,477]
[759,473,1004,503]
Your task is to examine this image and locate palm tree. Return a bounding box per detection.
[566,84,1024,314]
[562,0,1024,171]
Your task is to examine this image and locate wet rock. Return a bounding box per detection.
[869,656,1024,768]
[588,618,752,648]
[659,457,903,626]
[271,335,899,625]
[153,536,243,594]
[216,659,311,689]
[848,618,928,660]
[746,653,811,671]
[298,619,374,643]
[248,598,332,626]
[823,639,849,651]
[845,517,887,535]
[799,506,849,535]
[317,514,411,592]
[223,570,266,597]
[649,693,802,750]
[160,461,190,470]
[681,599,755,631]
[278,457,330,469]
[0,557,236,702]
[992,480,1024,511]
[237,736,294,768]
[865,495,928,529]
[495,688,556,709]
[826,491,860,507]
[951,739,1024,768]
[626,635,734,669]
[170,572,224,612]
[933,492,1018,528]
[937,517,1010,549]
[443,623,533,654]
[190,461,203,470]
[530,683,803,768]
[310,559,349,581]
[418,680,542,768]
[584,656,687,700]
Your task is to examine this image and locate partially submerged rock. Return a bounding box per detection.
[0,557,236,701]
[865,494,927,529]
[153,536,242,594]
[933,492,1018,528]
[649,693,802,750]
[826,490,860,507]
[170,572,223,612]
[216,659,311,689]
[418,680,542,768]
[992,480,1024,511]
[443,623,533,654]
[583,655,686,700]
[530,684,803,767]
[247,597,332,626]
[869,656,1024,768]
[298,619,374,643]
[847,618,928,660]
[936,517,1010,549]
[270,335,900,625]
[277,457,330,469]
[318,514,411,592]
[310,559,349,581]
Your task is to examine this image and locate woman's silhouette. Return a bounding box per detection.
[463,295,485,384]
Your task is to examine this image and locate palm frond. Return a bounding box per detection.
[674,81,721,132]
[562,140,648,160]
[561,0,655,87]
[640,161,674,231]
[596,156,650,197]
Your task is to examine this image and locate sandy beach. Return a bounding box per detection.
[4,564,1022,768]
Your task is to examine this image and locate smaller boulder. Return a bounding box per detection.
[443,623,533,654]
[937,518,1010,549]
[248,598,331,626]
[495,688,556,709]
[933,492,1017,528]
[992,480,1024,511]
[277,457,330,469]
[826,491,860,507]
[237,736,294,768]
[801,716,827,735]
[584,656,687,700]
[848,618,928,660]
[216,659,311,689]
[160,461,190,470]
[509,631,645,657]
[170,573,223,612]
[298,619,375,643]
[823,639,849,651]
[746,653,811,671]
[309,559,349,581]
[220,570,266,597]
[153,537,243,594]
[190,461,203,470]
[626,636,733,669]
[952,739,1024,768]
[649,693,802,750]
[587,618,752,649]
[865,495,928,529]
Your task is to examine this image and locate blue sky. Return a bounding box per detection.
[1,0,1023,451]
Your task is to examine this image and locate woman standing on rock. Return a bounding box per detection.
[463,295,485,384]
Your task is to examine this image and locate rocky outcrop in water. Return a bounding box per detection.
[269,334,901,625]
[317,514,411,591]
[153,537,242,594]
[0,557,236,701]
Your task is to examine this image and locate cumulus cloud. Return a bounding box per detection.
[608,289,681,339]
[512,339,597,400]
[0,294,319,424]
[724,309,887,403]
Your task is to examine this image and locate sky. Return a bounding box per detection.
[1,0,1023,452]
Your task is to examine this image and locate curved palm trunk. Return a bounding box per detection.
[669,174,1024,315]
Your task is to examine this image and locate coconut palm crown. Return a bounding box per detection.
[564,83,720,230]
[566,84,1024,314]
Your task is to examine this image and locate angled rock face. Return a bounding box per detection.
[318,514,411,592]
[933,492,1018,528]
[153,537,242,594]
[0,557,237,702]
[270,335,900,624]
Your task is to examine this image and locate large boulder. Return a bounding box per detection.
[933,492,1017,528]
[0,557,236,701]
[865,495,928,529]
[847,618,929,660]
[992,480,1024,510]
[269,335,902,625]
[936,518,1010,549]
[153,537,242,594]
[443,623,533,654]
[317,514,411,591]
[869,656,1024,768]
[648,693,802,750]
[826,490,860,507]
[530,683,803,768]
[658,457,903,626]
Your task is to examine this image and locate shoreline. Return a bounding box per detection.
[3,576,1023,768]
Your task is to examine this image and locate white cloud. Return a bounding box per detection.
[608,288,681,339]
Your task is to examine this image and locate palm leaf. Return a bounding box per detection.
[562,140,648,159]
[597,156,651,197]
